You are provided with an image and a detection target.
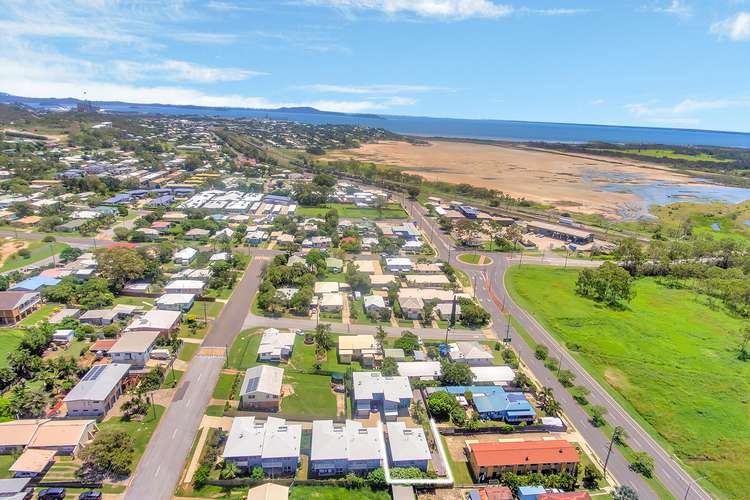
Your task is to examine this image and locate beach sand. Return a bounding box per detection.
[324,140,702,218]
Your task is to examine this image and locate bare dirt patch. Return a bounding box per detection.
[324,140,703,218]
[0,239,29,268]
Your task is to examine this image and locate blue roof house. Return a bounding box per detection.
[428,386,536,423]
[104,193,133,205]
[518,485,546,500]
[10,276,61,292]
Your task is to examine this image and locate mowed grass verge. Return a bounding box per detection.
[0,329,26,369]
[505,265,750,499]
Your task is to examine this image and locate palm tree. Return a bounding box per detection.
[542,397,562,416]
[539,386,554,405]
[375,326,387,352]
[314,324,333,355]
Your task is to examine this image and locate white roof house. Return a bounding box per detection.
[174,247,198,264]
[352,372,412,420]
[448,342,494,366]
[363,295,386,311]
[155,293,195,310]
[386,421,431,469]
[470,365,516,385]
[314,282,340,295]
[63,363,130,409]
[240,365,284,399]
[310,420,382,473]
[164,280,206,294]
[319,293,343,311]
[222,416,301,473]
[257,329,295,361]
[125,310,181,333]
[396,361,443,380]
[385,257,412,272]
[109,331,159,356]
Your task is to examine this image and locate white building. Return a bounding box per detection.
[310,420,382,476]
[155,293,196,312]
[239,365,284,411]
[124,310,181,335]
[384,257,412,273]
[396,361,442,380]
[448,342,494,366]
[108,331,160,366]
[352,372,412,421]
[63,364,131,417]
[386,421,431,471]
[164,279,206,295]
[222,416,301,476]
[257,328,295,362]
[174,247,198,265]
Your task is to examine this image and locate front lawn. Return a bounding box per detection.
[227,329,264,370]
[213,372,239,400]
[506,265,750,499]
[281,372,337,417]
[98,404,165,473]
[18,303,59,326]
[0,241,69,273]
[188,300,224,319]
[0,329,25,369]
[289,486,390,500]
[178,342,200,362]
[289,335,356,372]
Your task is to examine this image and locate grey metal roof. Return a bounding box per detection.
[63,363,130,402]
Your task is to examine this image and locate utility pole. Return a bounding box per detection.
[603,426,622,480]
[564,250,569,269]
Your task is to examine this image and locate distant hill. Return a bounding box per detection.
[0,92,384,120]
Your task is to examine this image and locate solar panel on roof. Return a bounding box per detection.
[245,377,260,393]
[81,364,106,382]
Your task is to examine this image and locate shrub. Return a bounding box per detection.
[534,344,549,360]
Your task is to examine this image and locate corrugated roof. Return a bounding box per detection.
[63,363,130,402]
[469,440,579,467]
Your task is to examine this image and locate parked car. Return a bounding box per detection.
[78,492,102,500]
[38,488,66,499]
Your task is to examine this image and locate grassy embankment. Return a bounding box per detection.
[506,265,750,499]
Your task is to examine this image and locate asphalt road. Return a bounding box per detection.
[124,256,268,500]
[403,197,710,500]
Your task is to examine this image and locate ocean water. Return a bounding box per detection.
[100,103,750,149]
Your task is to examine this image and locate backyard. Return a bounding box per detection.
[281,372,337,417]
[506,265,750,499]
[0,329,25,369]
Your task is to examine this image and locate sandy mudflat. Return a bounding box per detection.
[323,140,702,218]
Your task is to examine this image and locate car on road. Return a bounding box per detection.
[37,488,65,499]
[78,492,102,500]
[294,328,304,336]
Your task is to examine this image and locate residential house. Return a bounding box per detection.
[52,329,75,345]
[64,363,131,417]
[404,274,450,288]
[314,282,340,296]
[222,416,301,476]
[467,440,579,481]
[9,449,56,477]
[164,279,206,295]
[257,328,295,362]
[325,257,343,273]
[155,293,196,312]
[0,291,41,325]
[470,366,516,386]
[319,293,343,313]
[384,257,412,273]
[401,240,424,253]
[363,295,387,316]
[184,228,211,241]
[0,478,33,497]
[174,247,198,265]
[245,230,269,245]
[9,276,60,292]
[398,296,424,320]
[124,309,181,335]
[47,308,80,325]
[108,331,160,366]
[302,236,332,249]
[396,361,442,380]
[0,419,97,457]
[310,420,382,476]
[426,386,535,423]
[339,335,380,367]
[352,372,412,421]
[239,365,284,411]
[78,309,120,326]
[448,342,494,366]
[386,421,431,471]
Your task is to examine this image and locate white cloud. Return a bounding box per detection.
[627,97,750,116]
[169,32,240,44]
[710,12,750,41]
[590,98,606,105]
[113,60,266,83]
[301,0,514,19]
[642,1,692,17]
[298,83,447,94]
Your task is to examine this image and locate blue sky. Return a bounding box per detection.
[1,1,749,132]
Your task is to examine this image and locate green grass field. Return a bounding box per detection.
[594,148,734,163]
[178,342,200,362]
[289,334,358,372]
[506,265,750,498]
[212,372,238,400]
[98,404,165,474]
[188,300,224,319]
[295,203,407,220]
[289,486,390,500]
[18,303,58,326]
[281,372,337,417]
[227,329,264,370]
[0,241,69,273]
[0,329,25,369]
[457,253,481,264]
[652,200,750,244]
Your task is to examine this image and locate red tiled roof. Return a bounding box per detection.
[482,486,513,500]
[470,440,580,467]
[90,339,118,352]
[538,493,592,500]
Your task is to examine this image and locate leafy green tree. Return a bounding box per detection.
[375,325,387,351]
[249,466,265,480]
[613,485,639,500]
[427,391,457,420]
[534,344,549,360]
[95,247,146,291]
[557,369,576,387]
[289,286,313,314]
[590,404,607,427]
[576,262,634,306]
[570,386,590,405]
[441,361,474,386]
[614,237,645,274]
[219,462,239,479]
[394,331,420,354]
[79,429,135,478]
[581,463,603,488]
[314,323,333,354]
[629,451,655,478]
[381,357,399,376]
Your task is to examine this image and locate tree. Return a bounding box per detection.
[411,400,427,425]
[590,405,608,427]
[629,451,655,478]
[612,425,628,445]
[345,264,371,292]
[504,224,524,250]
[441,361,474,386]
[534,344,549,360]
[95,247,146,290]
[219,462,239,479]
[60,246,83,262]
[427,391,456,420]
[581,463,603,488]
[406,186,420,199]
[570,386,590,405]
[614,238,645,275]
[314,323,333,354]
[79,429,135,478]
[249,466,265,480]
[542,396,562,416]
[421,301,434,325]
[450,405,467,426]
[458,299,490,328]
[576,262,634,306]
[394,331,420,355]
[375,325,387,351]
[289,286,313,315]
[512,372,534,391]
[738,325,750,361]
[381,357,399,376]
[557,369,575,387]
[613,485,639,500]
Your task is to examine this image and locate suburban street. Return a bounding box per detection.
[403,197,710,500]
[124,257,268,500]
